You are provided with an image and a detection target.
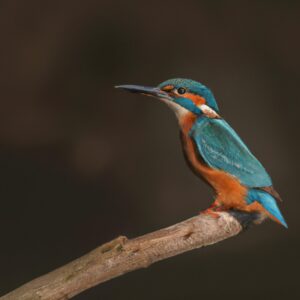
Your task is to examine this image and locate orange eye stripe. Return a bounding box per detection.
[184,93,206,105]
[162,85,174,92]
[161,87,206,106]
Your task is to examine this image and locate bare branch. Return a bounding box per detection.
[1,212,244,300]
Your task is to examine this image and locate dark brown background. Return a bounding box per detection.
[0,1,299,299]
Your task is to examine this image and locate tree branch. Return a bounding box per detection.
[1,212,247,300]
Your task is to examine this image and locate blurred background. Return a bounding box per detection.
[0,1,299,299]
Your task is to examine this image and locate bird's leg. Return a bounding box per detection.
[200,200,223,219]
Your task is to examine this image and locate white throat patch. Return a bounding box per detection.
[160,99,219,121]
[198,104,219,118]
[161,99,190,119]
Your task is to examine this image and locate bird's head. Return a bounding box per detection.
[116,78,220,119]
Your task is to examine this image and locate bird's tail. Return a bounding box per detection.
[247,189,288,228]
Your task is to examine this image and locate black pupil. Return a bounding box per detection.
[177,87,186,95]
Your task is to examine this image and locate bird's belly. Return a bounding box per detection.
[181,132,248,209]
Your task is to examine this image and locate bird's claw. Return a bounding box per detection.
[200,208,221,219]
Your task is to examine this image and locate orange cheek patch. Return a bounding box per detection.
[184,93,206,106]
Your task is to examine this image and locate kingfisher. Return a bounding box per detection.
[116,78,287,228]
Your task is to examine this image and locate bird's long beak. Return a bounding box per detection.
[115,84,172,101]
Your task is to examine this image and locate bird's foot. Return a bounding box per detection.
[200,202,226,219]
[200,208,221,219]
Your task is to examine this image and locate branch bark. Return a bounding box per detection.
[1,212,244,300]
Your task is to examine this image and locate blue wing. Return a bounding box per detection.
[190,117,272,188]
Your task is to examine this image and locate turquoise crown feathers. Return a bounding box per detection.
[158,78,219,113]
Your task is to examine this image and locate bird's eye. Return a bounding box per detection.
[177,87,186,95]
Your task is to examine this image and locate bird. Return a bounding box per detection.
[116,78,287,228]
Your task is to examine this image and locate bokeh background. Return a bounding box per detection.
[0,1,299,299]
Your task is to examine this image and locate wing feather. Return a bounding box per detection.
[190,118,272,188]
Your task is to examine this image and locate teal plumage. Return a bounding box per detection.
[247,189,287,227]
[158,78,219,112]
[190,117,272,188]
[116,78,287,228]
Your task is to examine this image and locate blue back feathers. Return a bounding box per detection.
[190,117,272,188]
[158,78,220,113]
